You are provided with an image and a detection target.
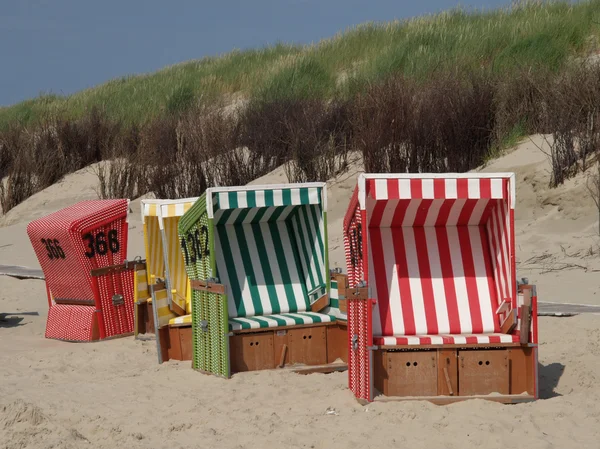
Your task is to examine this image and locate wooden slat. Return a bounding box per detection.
[379,342,522,350]
[190,280,226,295]
[91,261,146,277]
[278,344,288,368]
[520,305,531,345]
[338,299,347,313]
[291,362,348,375]
[53,298,95,306]
[501,308,518,334]
[231,321,336,335]
[375,394,536,405]
[347,287,369,300]
[310,294,329,313]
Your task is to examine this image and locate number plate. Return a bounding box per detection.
[112,294,124,306]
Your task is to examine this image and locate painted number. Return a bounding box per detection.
[82,230,121,258]
[181,225,210,266]
[41,238,66,260]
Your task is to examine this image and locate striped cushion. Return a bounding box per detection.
[169,314,191,327]
[151,288,176,328]
[229,312,336,331]
[374,333,519,346]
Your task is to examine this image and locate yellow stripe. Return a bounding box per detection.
[153,289,177,327]
[169,314,192,326]
[145,217,164,285]
[164,216,190,314]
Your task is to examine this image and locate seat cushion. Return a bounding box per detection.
[169,314,191,327]
[374,333,519,346]
[229,312,336,331]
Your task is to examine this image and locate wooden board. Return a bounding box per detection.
[458,349,509,396]
[382,351,438,397]
[326,324,348,364]
[178,326,193,361]
[288,326,327,366]
[437,349,457,396]
[167,326,183,360]
[230,332,275,372]
[273,329,291,368]
[375,394,536,405]
[508,346,535,395]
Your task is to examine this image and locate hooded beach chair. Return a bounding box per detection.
[344,173,538,403]
[27,200,140,341]
[178,183,347,377]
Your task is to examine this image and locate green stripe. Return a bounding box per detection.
[228,191,239,209]
[300,188,309,205]
[251,222,280,314]
[282,189,292,206]
[264,189,274,207]
[309,205,325,275]
[301,206,324,287]
[292,209,316,290]
[267,218,298,312]
[216,224,245,317]
[246,191,256,208]
[286,220,310,310]
[279,313,304,325]
[232,209,263,316]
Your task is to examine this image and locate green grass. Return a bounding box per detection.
[1,0,599,129]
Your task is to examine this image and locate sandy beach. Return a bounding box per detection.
[1,135,599,449]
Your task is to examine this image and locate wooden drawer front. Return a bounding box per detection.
[230,333,275,373]
[385,351,438,397]
[458,349,509,396]
[288,327,327,366]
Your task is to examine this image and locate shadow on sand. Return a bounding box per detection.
[538,362,565,399]
[0,311,39,328]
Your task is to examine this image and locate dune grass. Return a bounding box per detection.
[1,0,599,130]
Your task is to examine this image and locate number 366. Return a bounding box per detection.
[82,230,120,258]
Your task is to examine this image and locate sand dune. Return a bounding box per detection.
[1,136,599,448]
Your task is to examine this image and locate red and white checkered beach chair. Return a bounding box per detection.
[27,200,138,342]
[344,173,538,403]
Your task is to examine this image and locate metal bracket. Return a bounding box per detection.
[112,294,124,306]
[351,334,358,351]
[200,320,209,332]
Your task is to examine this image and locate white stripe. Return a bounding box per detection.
[214,230,237,318]
[270,314,297,326]
[237,191,248,208]
[255,315,282,328]
[375,179,388,199]
[380,228,404,335]
[403,227,427,334]
[490,206,506,301]
[255,190,266,207]
[468,179,480,198]
[225,208,243,226]
[291,188,301,205]
[226,225,255,317]
[398,179,411,199]
[277,205,295,222]
[259,206,276,223]
[242,207,260,224]
[219,192,230,210]
[292,216,314,293]
[446,198,466,226]
[379,199,399,227]
[469,227,495,333]
[445,179,458,199]
[468,198,490,225]
[284,313,312,324]
[424,227,450,334]
[447,227,472,333]
[406,336,420,345]
[498,203,511,300]
[303,206,324,272]
[428,335,444,345]
[308,187,320,204]
[175,203,184,216]
[272,189,283,206]
[476,336,490,344]
[230,317,261,330]
[424,199,444,226]
[260,222,290,313]
[278,221,307,311]
[402,198,421,227]
[451,335,467,345]
[487,219,504,305]
[243,223,273,315]
[499,334,513,343]
[491,179,503,199]
[422,179,434,199]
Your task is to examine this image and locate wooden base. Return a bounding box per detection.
[229,322,348,374]
[135,302,156,336]
[157,325,193,362]
[373,345,536,403]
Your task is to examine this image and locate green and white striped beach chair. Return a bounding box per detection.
[178,183,347,377]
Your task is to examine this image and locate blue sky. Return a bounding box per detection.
[1,0,511,106]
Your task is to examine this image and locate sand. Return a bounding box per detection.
[1,135,600,448]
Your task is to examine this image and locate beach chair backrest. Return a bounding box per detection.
[345,174,516,336]
[208,184,328,318]
[141,200,165,286]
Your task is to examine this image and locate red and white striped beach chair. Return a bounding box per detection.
[27,200,139,342]
[344,173,538,403]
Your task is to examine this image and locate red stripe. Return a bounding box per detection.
[436,227,461,333]
[435,199,455,227]
[367,179,376,199]
[369,201,387,228]
[488,335,501,344]
[479,200,496,225]
[387,179,399,199]
[480,178,492,198]
[486,218,504,306]
[390,200,410,227]
[392,228,416,335]
[457,199,477,225]
[457,178,469,198]
[497,203,511,305]
[420,336,432,345]
[509,208,517,306]
[413,199,434,226]
[433,179,445,199]
[410,179,423,199]
[465,336,478,344]
[458,227,484,333]
[479,226,500,332]
[369,228,394,335]
[361,209,368,284]
[414,227,438,334]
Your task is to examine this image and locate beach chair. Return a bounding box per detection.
[344,173,538,403]
[150,198,197,363]
[178,183,347,377]
[27,200,139,341]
